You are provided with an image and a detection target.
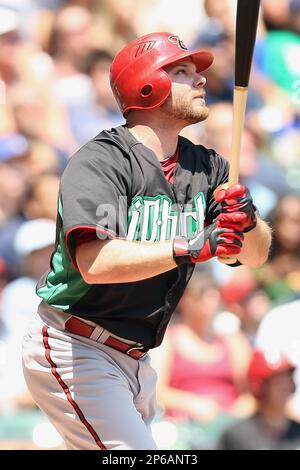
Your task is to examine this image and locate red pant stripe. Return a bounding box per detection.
[42,325,107,450]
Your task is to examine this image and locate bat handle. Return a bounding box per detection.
[228,86,248,185]
[218,86,248,265]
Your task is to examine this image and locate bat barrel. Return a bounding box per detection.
[235,0,261,87]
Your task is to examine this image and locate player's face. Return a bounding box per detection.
[161,58,209,124]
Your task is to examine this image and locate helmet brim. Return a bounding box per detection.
[159,49,214,73]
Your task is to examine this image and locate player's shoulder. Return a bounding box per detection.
[66,125,133,168]
[93,124,138,154]
[178,135,229,172]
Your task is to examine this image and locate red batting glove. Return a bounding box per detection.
[173,216,244,265]
[214,184,257,233]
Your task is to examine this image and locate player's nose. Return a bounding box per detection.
[193,74,206,88]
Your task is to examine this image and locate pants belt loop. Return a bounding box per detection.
[89,325,105,342]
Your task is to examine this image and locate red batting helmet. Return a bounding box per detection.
[248,349,295,399]
[110,32,214,116]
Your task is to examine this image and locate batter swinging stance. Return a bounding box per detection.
[22,32,271,450]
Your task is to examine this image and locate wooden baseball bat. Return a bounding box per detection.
[218,0,261,265]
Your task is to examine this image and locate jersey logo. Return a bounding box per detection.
[127,193,205,242]
[168,35,188,51]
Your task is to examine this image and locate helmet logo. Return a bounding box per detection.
[135,40,156,57]
[168,35,188,50]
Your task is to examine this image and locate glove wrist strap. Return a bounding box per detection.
[173,237,190,265]
[243,215,257,233]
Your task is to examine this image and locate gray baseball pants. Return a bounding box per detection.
[22,308,158,450]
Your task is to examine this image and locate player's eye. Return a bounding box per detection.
[175,68,187,75]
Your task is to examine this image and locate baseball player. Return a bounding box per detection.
[22,32,271,450]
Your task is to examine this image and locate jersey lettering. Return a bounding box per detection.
[127,192,206,242]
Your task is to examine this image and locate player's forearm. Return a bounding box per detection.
[237,217,272,268]
[76,238,177,284]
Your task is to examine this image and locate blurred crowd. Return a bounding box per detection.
[0,0,300,450]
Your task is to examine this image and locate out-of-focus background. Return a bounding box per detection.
[0,0,299,450]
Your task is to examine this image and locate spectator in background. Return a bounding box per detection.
[203,0,235,35]
[0,131,67,184]
[0,6,54,90]
[220,266,271,345]
[0,7,21,87]
[257,194,300,304]
[92,0,144,53]
[86,50,118,114]
[6,140,68,182]
[203,102,293,218]
[193,1,268,114]
[0,219,56,410]
[218,349,300,450]
[0,147,28,273]
[289,0,300,33]
[0,8,21,135]
[262,0,291,30]
[256,1,300,99]
[0,141,29,273]
[153,271,253,428]
[191,23,235,107]
[1,219,56,329]
[262,0,300,33]
[0,135,29,212]
[131,0,203,46]
[0,136,62,274]
[269,129,300,196]
[69,49,124,144]
[48,5,94,74]
[104,0,139,46]
[255,298,300,421]
[22,174,60,221]
[9,82,77,154]
[0,158,27,227]
[20,142,68,179]
[0,258,10,303]
[46,5,96,115]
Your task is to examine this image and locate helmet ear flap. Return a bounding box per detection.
[136,68,171,112]
[112,65,171,116]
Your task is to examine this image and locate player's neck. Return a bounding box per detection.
[126,113,182,161]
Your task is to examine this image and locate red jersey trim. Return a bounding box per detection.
[42,325,107,450]
[160,146,179,184]
[65,225,116,272]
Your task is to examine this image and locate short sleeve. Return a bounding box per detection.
[205,150,229,224]
[59,141,130,267]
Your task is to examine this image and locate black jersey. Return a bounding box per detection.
[37,125,228,348]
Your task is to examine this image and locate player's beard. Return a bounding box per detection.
[160,93,209,124]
